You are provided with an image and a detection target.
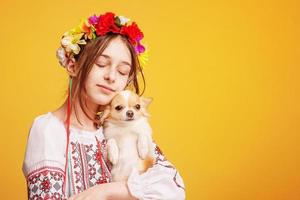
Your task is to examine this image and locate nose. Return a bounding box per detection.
[104,67,116,83]
[126,110,134,118]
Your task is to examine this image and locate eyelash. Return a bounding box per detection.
[96,64,105,68]
[96,64,128,76]
[119,71,128,76]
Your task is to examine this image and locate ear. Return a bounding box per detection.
[66,58,77,77]
[140,97,153,118]
[99,105,111,125]
[141,97,153,108]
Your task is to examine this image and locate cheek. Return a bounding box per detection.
[134,109,142,117]
[85,67,99,85]
[115,76,129,91]
[85,75,97,92]
[111,109,125,119]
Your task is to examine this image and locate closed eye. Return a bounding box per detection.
[119,71,129,76]
[118,65,131,76]
[96,63,106,68]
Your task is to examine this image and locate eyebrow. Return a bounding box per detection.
[100,54,131,66]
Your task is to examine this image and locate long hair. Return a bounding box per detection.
[67,33,146,126]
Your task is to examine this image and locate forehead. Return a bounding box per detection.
[112,91,140,106]
[99,37,131,64]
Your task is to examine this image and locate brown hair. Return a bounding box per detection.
[67,33,146,126]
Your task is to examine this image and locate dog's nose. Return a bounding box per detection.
[126,110,134,118]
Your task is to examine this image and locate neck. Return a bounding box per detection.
[59,96,105,131]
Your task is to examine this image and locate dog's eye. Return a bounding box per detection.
[135,104,141,110]
[115,105,124,111]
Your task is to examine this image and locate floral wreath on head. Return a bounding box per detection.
[56,12,149,68]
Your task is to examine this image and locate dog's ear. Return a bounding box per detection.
[140,97,153,117]
[141,97,153,108]
[99,105,111,125]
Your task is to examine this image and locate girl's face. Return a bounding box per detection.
[85,36,132,106]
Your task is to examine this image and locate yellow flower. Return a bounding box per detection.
[61,33,86,54]
[82,20,96,40]
[138,49,149,68]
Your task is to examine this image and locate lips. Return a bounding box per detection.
[97,84,115,92]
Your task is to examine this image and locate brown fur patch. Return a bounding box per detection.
[140,156,155,173]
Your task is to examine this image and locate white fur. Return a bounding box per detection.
[120,90,131,102]
[103,116,155,181]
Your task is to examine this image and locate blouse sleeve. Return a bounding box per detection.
[22,115,67,200]
[127,142,186,200]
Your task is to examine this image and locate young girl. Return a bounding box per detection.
[22,12,185,200]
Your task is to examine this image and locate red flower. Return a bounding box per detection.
[95,12,120,36]
[120,22,144,45]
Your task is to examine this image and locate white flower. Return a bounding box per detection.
[56,47,67,67]
[118,16,130,25]
[61,34,86,54]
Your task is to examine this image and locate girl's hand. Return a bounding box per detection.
[67,181,137,200]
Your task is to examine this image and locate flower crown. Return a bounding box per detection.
[56,12,149,68]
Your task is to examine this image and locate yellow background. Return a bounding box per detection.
[0,0,299,199]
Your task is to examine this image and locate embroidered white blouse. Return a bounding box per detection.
[22,112,186,200]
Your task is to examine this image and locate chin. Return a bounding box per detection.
[90,93,114,106]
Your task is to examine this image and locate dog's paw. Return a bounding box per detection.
[107,139,119,165]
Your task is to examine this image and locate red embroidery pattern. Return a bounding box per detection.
[154,143,173,167]
[27,167,65,200]
[70,141,86,193]
[93,138,112,184]
[70,139,112,195]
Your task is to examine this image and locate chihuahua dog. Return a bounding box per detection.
[99,90,156,181]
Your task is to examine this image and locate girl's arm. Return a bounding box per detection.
[126,143,186,200]
[23,116,67,200]
[68,181,137,200]
[68,142,186,200]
